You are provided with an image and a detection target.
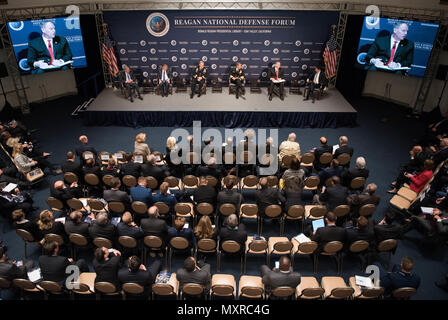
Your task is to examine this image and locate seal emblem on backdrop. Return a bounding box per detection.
[146,12,170,37]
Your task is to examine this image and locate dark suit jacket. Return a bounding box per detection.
[27,35,72,69]
[256,188,286,217]
[260,265,301,291]
[217,189,243,213]
[36,221,67,243]
[13,220,39,239]
[380,263,420,294]
[61,160,82,177]
[89,222,117,243]
[64,220,91,240]
[130,185,153,207]
[219,224,247,249]
[0,260,27,281]
[365,35,414,68]
[345,226,375,246]
[176,264,211,292]
[93,254,121,288]
[341,167,370,186]
[374,223,403,243]
[334,145,354,158]
[158,68,172,82]
[195,165,223,181]
[268,67,285,80]
[307,70,328,88]
[314,144,333,169]
[118,267,156,296]
[319,184,348,211]
[75,144,97,159]
[141,164,166,186]
[38,255,71,285]
[117,222,144,240]
[119,70,137,83]
[120,162,141,178]
[140,217,169,244]
[104,189,131,205]
[193,185,217,208]
[312,225,346,250]
[433,147,448,167]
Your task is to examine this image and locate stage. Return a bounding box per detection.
[83,87,357,128]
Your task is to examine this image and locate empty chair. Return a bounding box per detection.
[239,204,259,234]
[13,278,44,299]
[321,276,354,299]
[348,240,370,270]
[392,287,417,300]
[180,282,205,300]
[304,205,327,220]
[64,172,79,184]
[143,235,167,264]
[68,272,96,298]
[292,239,318,272]
[270,286,296,300]
[131,201,148,216]
[16,229,39,259]
[244,236,268,273]
[169,237,193,271]
[122,175,137,188]
[195,238,218,263]
[359,204,376,217]
[217,240,243,273]
[39,281,66,300]
[211,274,236,299]
[296,276,324,299]
[349,276,384,299]
[376,239,398,270]
[94,281,123,300]
[314,241,344,274]
[333,204,350,218]
[46,197,65,214]
[304,176,320,191]
[260,205,283,235]
[174,203,194,226]
[69,233,89,261]
[282,205,305,234]
[146,176,159,190]
[238,275,264,300]
[108,201,125,216]
[122,283,145,300]
[182,175,199,190]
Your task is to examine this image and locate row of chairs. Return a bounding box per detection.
[1,273,416,300]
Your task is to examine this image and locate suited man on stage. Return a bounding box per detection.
[229,62,245,99]
[158,64,172,97]
[268,61,285,101]
[365,21,414,75]
[120,65,143,103]
[190,61,207,99]
[304,65,328,102]
[27,21,73,74]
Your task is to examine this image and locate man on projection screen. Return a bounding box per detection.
[365,21,414,75]
[27,20,73,74]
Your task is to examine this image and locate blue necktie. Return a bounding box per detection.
[162,71,166,82]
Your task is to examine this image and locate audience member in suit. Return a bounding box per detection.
[141,155,168,188]
[432,138,448,167]
[0,166,29,190]
[93,246,122,289]
[403,207,448,239]
[313,176,348,211]
[100,158,120,178]
[39,241,88,286]
[36,210,67,242]
[282,176,305,210]
[140,206,169,248]
[278,133,301,162]
[176,256,211,296]
[82,158,101,177]
[75,135,97,161]
[311,212,346,252]
[89,212,118,244]
[195,157,223,183]
[11,209,39,238]
[256,177,285,218]
[374,256,420,295]
[158,64,172,97]
[193,176,218,211]
[60,151,82,177]
[313,136,333,170]
[120,154,141,178]
[0,246,34,299]
[152,182,177,217]
[388,159,434,194]
[120,65,143,102]
[345,216,375,247]
[421,114,448,147]
[117,212,144,240]
[168,217,195,250]
[391,146,428,190]
[304,65,327,102]
[218,214,247,252]
[373,213,403,243]
[103,177,131,208]
[50,180,82,209]
[260,256,301,297]
[64,210,92,241]
[118,255,162,298]
[130,176,153,208]
[341,156,370,187]
[346,183,380,219]
[216,180,243,220]
[318,159,344,186]
[333,136,354,164]
[190,61,207,99]
[268,61,285,101]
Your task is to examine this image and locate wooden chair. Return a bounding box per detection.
[102,174,115,188]
[321,276,354,299]
[301,153,315,169]
[238,275,264,299]
[241,175,259,190]
[349,276,384,299]
[181,283,205,300]
[16,229,39,259]
[68,233,89,260]
[211,274,236,299]
[267,237,293,267]
[118,236,138,256]
[169,237,192,271]
[244,236,268,273]
[108,201,125,216]
[218,203,236,227]
[64,172,78,184]
[314,241,344,274]
[154,202,170,217]
[84,173,100,187]
[282,205,305,234]
[164,176,181,191]
[94,282,123,300]
[319,153,333,167]
[392,287,417,300]
[377,239,398,270]
[66,198,86,212]
[39,280,65,299]
[222,175,239,189]
[143,235,167,264]
[182,175,199,190]
[266,175,279,189]
[292,239,318,272]
[206,176,218,188]
[260,204,283,235]
[349,240,370,271]
[152,273,178,299]
[195,238,218,263]
[270,286,296,300]
[87,199,107,213]
[131,201,148,216]
[196,202,214,218]
[44,233,65,246]
[46,197,65,214]
[281,154,296,169]
[350,177,366,190]
[93,237,113,249]
[304,176,320,191]
[174,203,194,226]
[239,204,259,234]
[0,276,11,290]
[296,276,324,299]
[359,204,376,217]
[304,205,327,220]
[122,175,137,188]
[336,153,351,166]
[217,240,243,273]
[146,176,158,190]
[68,272,96,298]
[333,204,350,218]
[122,283,145,300]
[13,278,44,299]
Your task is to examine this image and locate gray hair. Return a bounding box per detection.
[96,212,109,225]
[355,156,366,169]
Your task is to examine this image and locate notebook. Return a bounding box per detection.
[312,219,325,232]
[293,233,311,243]
[355,275,374,288]
[155,271,172,284]
[2,183,17,193]
[421,207,434,215]
[332,144,339,154]
[27,268,42,283]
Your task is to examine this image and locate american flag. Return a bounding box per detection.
[102,35,118,76]
[323,29,338,79]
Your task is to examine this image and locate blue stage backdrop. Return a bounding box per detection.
[104,10,339,81]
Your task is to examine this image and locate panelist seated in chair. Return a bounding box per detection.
[268,61,285,101]
[119,65,143,103]
[158,64,172,97]
[190,61,207,99]
[304,65,328,102]
[27,20,73,74]
[229,62,245,99]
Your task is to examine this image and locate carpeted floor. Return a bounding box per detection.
[1,93,447,300]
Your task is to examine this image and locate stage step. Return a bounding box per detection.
[71,98,94,117]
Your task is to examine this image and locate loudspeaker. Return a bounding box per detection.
[436,64,448,81]
[0,62,7,78]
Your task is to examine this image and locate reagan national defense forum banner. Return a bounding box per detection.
[104,10,338,81]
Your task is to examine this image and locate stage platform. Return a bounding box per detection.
[84,87,357,128]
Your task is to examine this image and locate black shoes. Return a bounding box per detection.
[198,92,202,97]
[130,98,134,103]
[269,95,273,101]
[138,96,143,100]
[280,95,284,101]
[190,93,194,99]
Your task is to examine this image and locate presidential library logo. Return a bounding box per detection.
[146,12,170,37]
[8,21,24,31]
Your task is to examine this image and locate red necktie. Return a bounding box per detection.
[276,70,278,80]
[386,41,397,66]
[48,40,54,65]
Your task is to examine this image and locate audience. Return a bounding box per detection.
[88,211,118,244]
[134,133,151,158]
[93,246,122,289]
[256,177,285,218]
[176,256,211,297]
[279,133,301,162]
[260,255,301,297]
[130,176,153,207]
[218,214,247,251]
[313,176,348,211]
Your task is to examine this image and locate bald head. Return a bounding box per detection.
[339,136,348,145]
[79,135,88,144]
[147,154,156,165]
[279,256,291,272]
[54,180,65,190]
[366,183,377,195]
[148,206,159,217]
[288,133,296,142]
[69,210,82,223]
[320,137,327,145]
